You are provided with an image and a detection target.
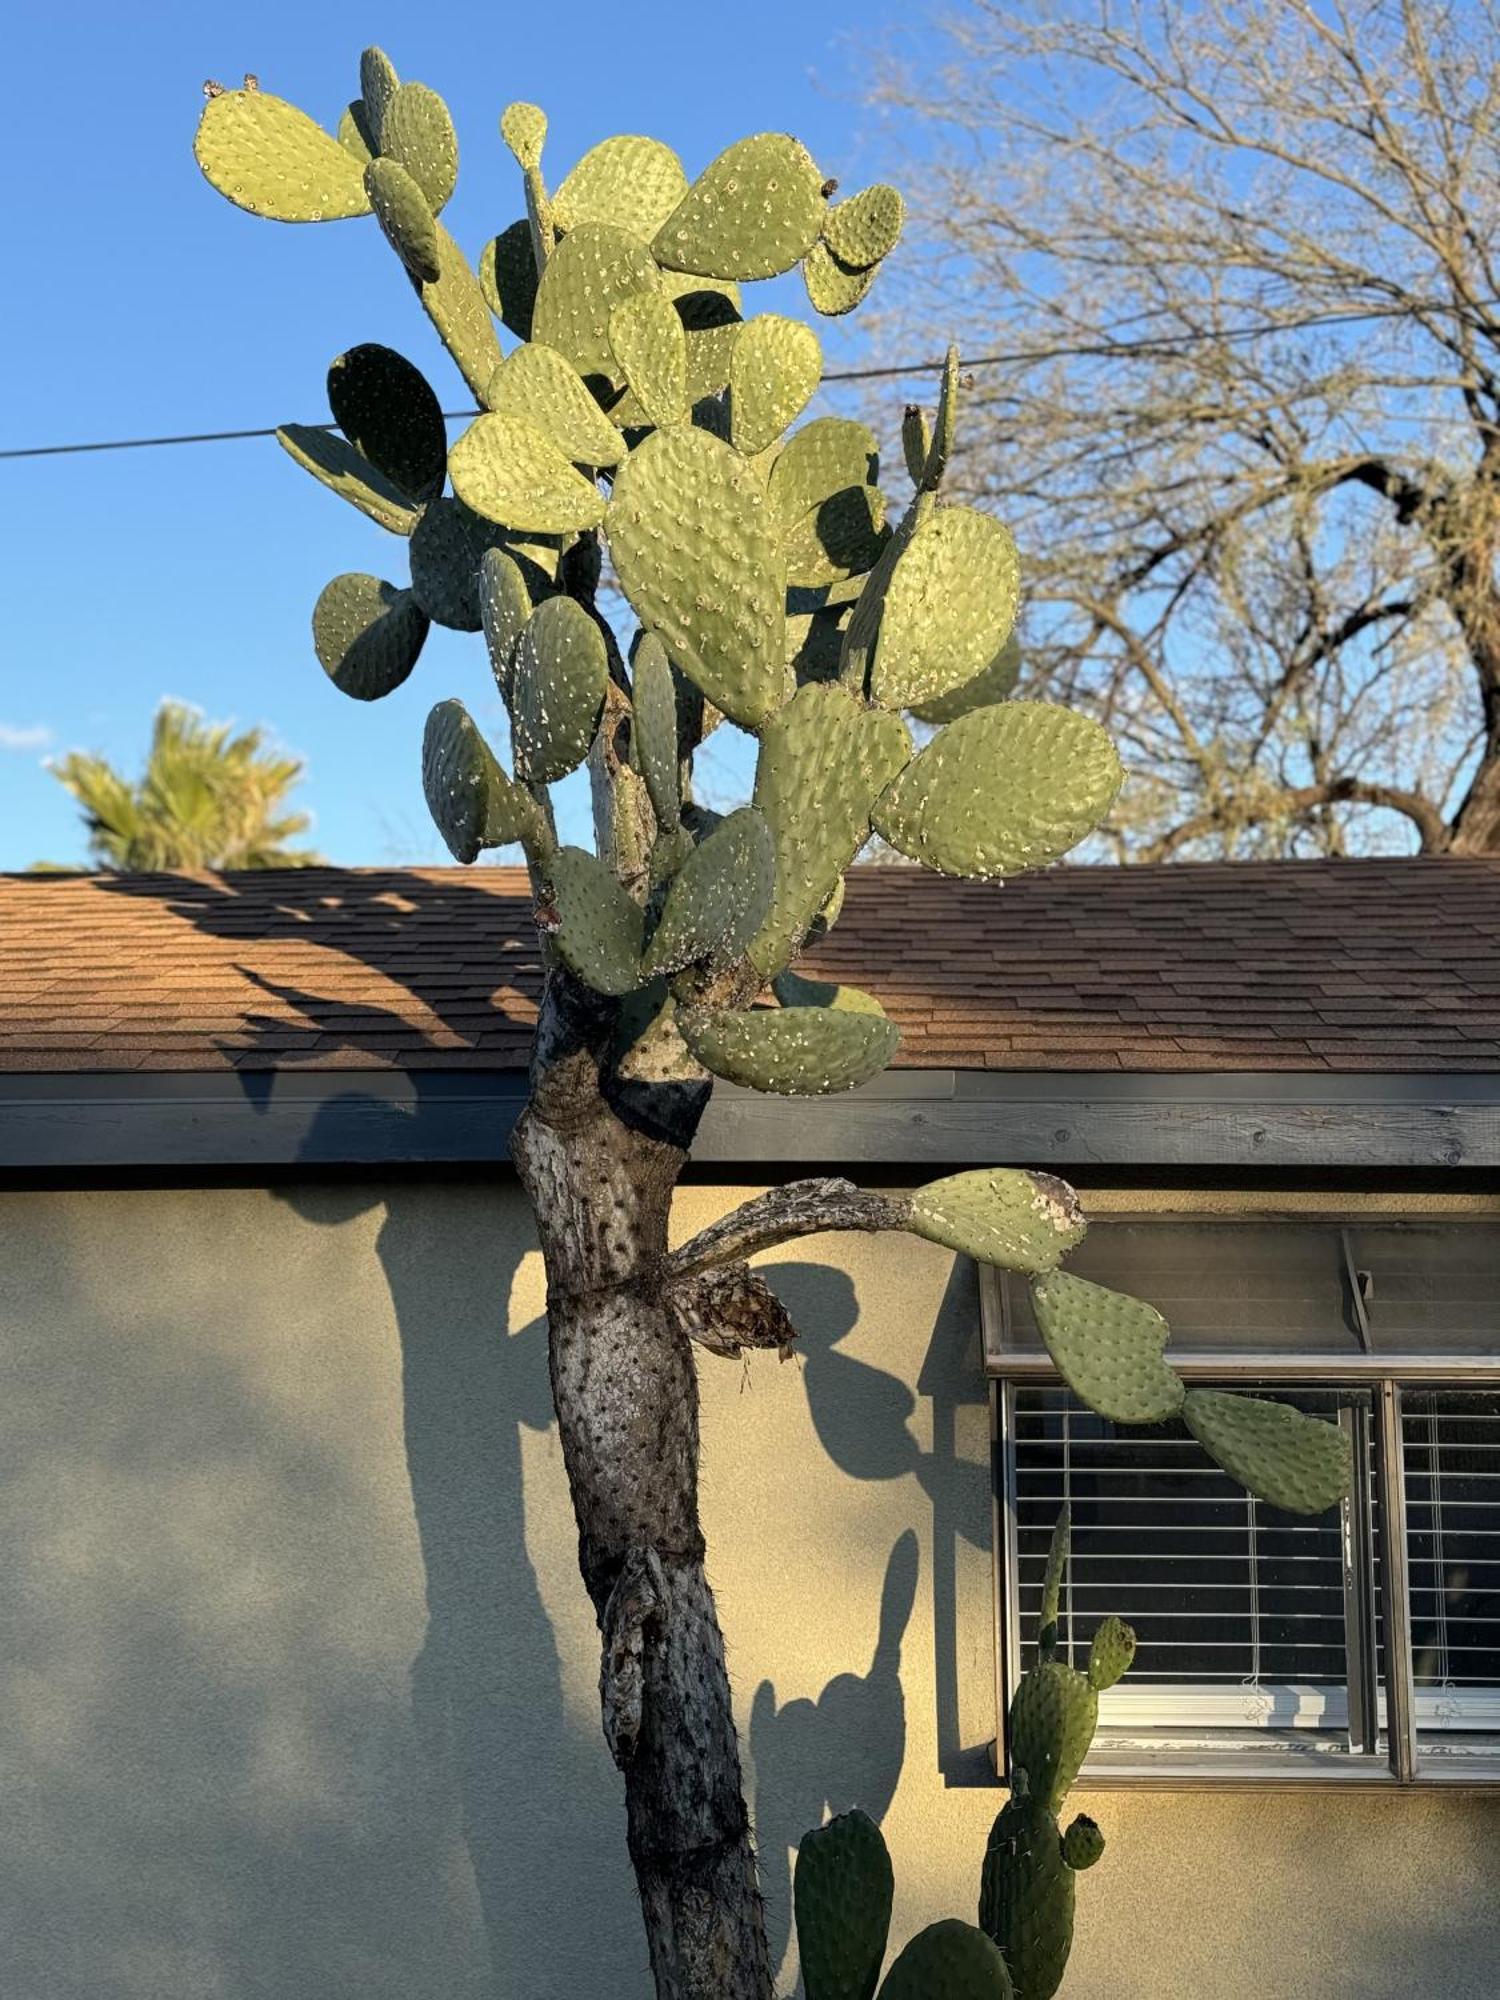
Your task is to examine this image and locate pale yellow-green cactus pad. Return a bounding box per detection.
[484,344,625,466]
[450,413,607,534]
[532,222,663,384]
[869,506,1021,711]
[803,239,879,317]
[654,133,826,281]
[552,134,688,238]
[312,573,429,700]
[359,47,401,144]
[909,634,1021,725]
[500,100,548,171]
[1030,1272,1185,1426]
[510,596,608,783]
[337,101,375,165]
[548,846,646,996]
[909,1169,1087,1275]
[629,634,681,832]
[730,315,823,456]
[872,702,1123,876]
[195,89,372,222]
[276,423,420,535]
[641,807,775,976]
[479,547,534,703]
[380,81,458,212]
[771,970,886,1015]
[822,183,905,268]
[364,156,441,281]
[422,698,542,863]
[412,220,505,398]
[770,417,886,587]
[678,1004,900,1096]
[480,221,539,340]
[1182,1391,1352,1516]
[609,295,690,430]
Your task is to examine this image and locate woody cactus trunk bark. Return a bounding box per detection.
[195,50,1354,2000]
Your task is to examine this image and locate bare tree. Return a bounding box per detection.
[872,0,1500,857]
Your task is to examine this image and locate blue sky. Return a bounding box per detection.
[0,0,920,869]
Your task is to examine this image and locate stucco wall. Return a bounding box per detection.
[1,1174,1495,1999]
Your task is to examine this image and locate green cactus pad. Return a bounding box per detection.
[823,184,905,268]
[365,156,441,282]
[1029,1272,1184,1427]
[793,1807,893,2000]
[500,101,547,169]
[480,220,539,341]
[312,573,428,699]
[924,346,961,493]
[729,315,823,456]
[804,240,880,317]
[654,134,826,280]
[674,281,745,401]
[380,81,458,213]
[1182,1390,1352,1515]
[869,506,1021,711]
[532,222,663,385]
[484,343,625,466]
[413,220,506,400]
[770,418,887,586]
[910,635,1021,725]
[901,406,932,490]
[510,596,608,783]
[1009,1661,1098,1813]
[607,425,786,728]
[1061,1813,1105,1873]
[477,549,533,704]
[630,633,681,831]
[195,89,372,222]
[407,497,500,631]
[552,134,689,238]
[772,970,886,1014]
[784,490,888,590]
[337,101,375,165]
[1086,1617,1137,1694]
[909,1169,1086,1275]
[548,847,646,996]
[748,682,910,975]
[1038,1506,1070,1658]
[980,1794,1075,2000]
[678,1004,899,1096]
[421,699,541,862]
[872,702,1123,878]
[359,47,400,147]
[449,413,606,534]
[276,424,419,534]
[609,294,690,430]
[326,343,447,503]
[879,1920,1014,2000]
[642,807,775,977]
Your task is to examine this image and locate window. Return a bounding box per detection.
[984,1215,1500,1787]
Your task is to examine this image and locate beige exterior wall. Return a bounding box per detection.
[1,1174,1496,1999]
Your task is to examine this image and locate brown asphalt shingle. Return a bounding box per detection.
[0,857,1496,1076]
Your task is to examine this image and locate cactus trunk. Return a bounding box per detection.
[512,982,771,2000]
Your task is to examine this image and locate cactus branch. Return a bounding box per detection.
[666,1178,915,1278]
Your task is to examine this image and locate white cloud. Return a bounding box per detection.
[0,723,52,753]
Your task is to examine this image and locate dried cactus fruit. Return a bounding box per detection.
[484,343,625,466]
[909,635,1021,726]
[630,633,681,831]
[909,1169,1086,1275]
[510,596,609,782]
[642,807,775,977]
[380,80,458,212]
[822,184,905,269]
[804,239,880,317]
[872,702,1123,877]
[548,846,646,996]
[480,220,539,340]
[730,315,823,455]
[1086,1618,1136,1694]
[422,698,542,862]
[326,343,447,503]
[678,1004,899,1096]
[276,423,419,534]
[1029,1271,1185,1427]
[609,294,690,430]
[879,1920,1014,2000]
[654,133,826,280]
[1182,1390,1352,1515]
[194,88,372,221]
[412,220,505,399]
[450,412,607,534]
[868,507,1021,711]
[980,1791,1075,2000]
[312,573,428,698]
[552,133,688,238]
[793,1807,893,2000]
[359,46,401,147]
[365,155,441,282]
[532,221,663,384]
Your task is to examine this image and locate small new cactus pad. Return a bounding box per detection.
[1060,1815,1104,1872]
[747,682,910,975]
[422,699,541,863]
[871,702,1123,877]
[653,133,826,280]
[450,413,607,534]
[979,1793,1075,2000]
[1008,1662,1098,1814]
[804,239,881,317]
[607,426,787,728]
[911,635,1022,725]
[1029,1271,1185,1426]
[195,89,372,221]
[551,133,688,238]
[1182,1390,1352,1515]
[924,346,961,493]
[869,507,1021,711]
[878,1920,1014,2000]
[379,81,458,212]
[484,343,625,466]
[642,807,775,977]
[678,1005,900,1095]
[630,634,681,830]
[326,343,446,502]
[359,47,400,146]
[823,184,905,269]
[480,220,539,340]
[1037,1506,1070,1658]
[730,315,823,455]
[532,222,663,383]
[411,220,505,398]
[499,101,547,170]
[365,155,442,282]
[773,970,886,1015]
[909,1170,1086,1275]
[276,423,419,535]
[510,596,608,783]
[479,547,534,703]
[548,847,646,996]
[902,406,933,489]
[312,573,428,699]
[793,1807,893,2000]
[609,295,690,430]
[408,498,507,631]
[1086,1618,1136,1693]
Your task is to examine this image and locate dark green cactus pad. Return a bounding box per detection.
[548,847,646,996]
[901,406,932,489]
[773,969,886,1015]
[869,507,1021,711]
[336,101,375,164]
[747,683,910,976]
[979,1794,1075,2000]
[449,413,606,534]
[480,220,539,341]
[879,1919,1014,2000]
[642,807,775,977]
[327,343,447,503]
[359,47,401,148]
[630,633,681,831]
[500,101,547,171]
[479,546,538,704]
[532,222,663,384]
[654,134,826,281]
[1086,1617,1136,1693]
[872,702,1123,878]
[365,156,441,282]
[195,89,372,222]
[909,1169,1086,1275]
[1029,1271,1185,1426]
[729,314,823,455]
[412,220,505,400]
[793,1807,893,2000]
[1182,1390,1352,1515]
[804,240,880,317]
[1008,1661,1098,1813]
[1060,1813,1105,1872]
[379,81,458,213]
[276,424,419,535]
[823,184,905,269]
[607,426,787,728]
[609,294,690,430]
[510,596,608,783]
[910,635,1021,726]
[407,497,503,631]
[484,343,625,467]
[552,134,688,238]
[679,1003,899,1095]
[1038,1506,1070,1658]
[312,573,428,699]
[421,698,541,863]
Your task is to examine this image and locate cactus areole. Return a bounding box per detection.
[196,54,1352,2000]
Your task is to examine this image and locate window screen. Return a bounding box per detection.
[1405,1390,1500,1758]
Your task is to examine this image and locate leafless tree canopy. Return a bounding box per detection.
[873,0,1500,856]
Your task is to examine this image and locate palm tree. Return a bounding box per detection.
[39,701,321,871]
